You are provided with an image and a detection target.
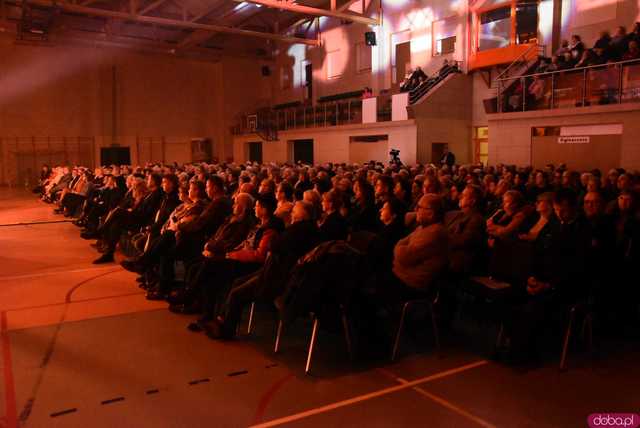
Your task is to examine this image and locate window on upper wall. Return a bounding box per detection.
[433,16,457,56]
[327,49,344,79]
[356,42,372,73]
[516,0,538,44]
[280,66,292,90]
[478,6,511,51]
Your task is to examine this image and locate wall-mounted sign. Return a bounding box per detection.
[558,136,590,144]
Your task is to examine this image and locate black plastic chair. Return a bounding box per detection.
[274,305,354,374]
[391,290,440,362]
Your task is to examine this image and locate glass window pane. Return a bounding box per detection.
[622,62,640,103]
[479,7,511,51]
[516,2,538,44]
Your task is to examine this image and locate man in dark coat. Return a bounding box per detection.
[204,200,320,339]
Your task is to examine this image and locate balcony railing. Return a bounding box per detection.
[495,58,640,113]
[232,95,400,136]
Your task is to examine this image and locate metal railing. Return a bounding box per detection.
[409,64,461,104]
[233,96,397,136]
[493,44,545,87]
[495,58,640,113]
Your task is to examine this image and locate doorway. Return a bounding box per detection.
[100,147,131,166]
[473,127,489,165]
[431,143,448,165]
[395,41,411,89]
[247,142,263,163]
[290,139,314,164]
[304,61,313,102]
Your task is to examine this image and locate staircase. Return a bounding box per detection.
[408,64,462,105]
[486,44,546,113]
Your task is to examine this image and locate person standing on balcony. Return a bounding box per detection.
[569,35,585,63]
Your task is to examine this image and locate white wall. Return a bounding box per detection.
[233,120,418,165]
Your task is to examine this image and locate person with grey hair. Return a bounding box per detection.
[203,200,321,339]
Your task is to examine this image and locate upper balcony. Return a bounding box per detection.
[493,58,640,114]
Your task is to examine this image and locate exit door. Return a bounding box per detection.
[291,139,314,164]
[248,142,263,163]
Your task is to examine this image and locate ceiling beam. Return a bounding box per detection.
[236,0,377,26]
[21,0,320,45]
[189,0,225,22]
[280,0,362,34]
[138,0,168,16]
[177,5,262,50]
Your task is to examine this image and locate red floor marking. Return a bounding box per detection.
[251,374,294,425]
[1,312,18,428]
[3,291,146,314]
[64,269,122,303]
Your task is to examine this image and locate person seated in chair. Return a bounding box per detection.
[93,174,163,264]
[168,193,257,313]
[318,189,348,242]
[380,194,449,303]
[486,190,530,248]
[204,200,320,339]
[442,185,484,272]
[122,180,208,299]
[188,193,284,332]
[504,189,589,363]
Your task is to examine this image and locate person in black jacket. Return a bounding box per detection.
[505,189,589,363]
[204,200,320,339]
[349,178,379,233]
[318,189,348,242]
[188,193,284,331]
[175,175,232,261]
[93,174,163,264]
[148,174,181,237]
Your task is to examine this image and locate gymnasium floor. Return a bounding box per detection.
[1,189,638,428]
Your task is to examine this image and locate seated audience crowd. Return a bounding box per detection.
[545,24,640,72]
[504,24,640,111]
[34,159,640,363]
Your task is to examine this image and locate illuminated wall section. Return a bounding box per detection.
[558,0,640,47]
[272,0,470,105]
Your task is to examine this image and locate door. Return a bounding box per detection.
[431,143,447,165]
[291,139,314,164]
[395,41,411,88]
[248,142,263,163]
[304,62,313,102]
[101,147,131,166]
[473,127,489,165]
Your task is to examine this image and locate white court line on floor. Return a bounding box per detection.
[249,360,489,428]
[378,368,497,428]
[0,266,121,282]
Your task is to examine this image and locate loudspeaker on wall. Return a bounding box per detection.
[365,31,376,46]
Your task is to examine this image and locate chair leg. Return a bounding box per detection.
[305,316,319,374]
[429,303,441,354]
[341,309,354,361]
[391,303,410,362]
[585,312,594,354]
[274,319,283,354]
[560,307,576,372]
[247,302,255,335]
[495,323,505,349]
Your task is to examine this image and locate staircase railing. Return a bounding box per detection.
[494,44,545,87]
